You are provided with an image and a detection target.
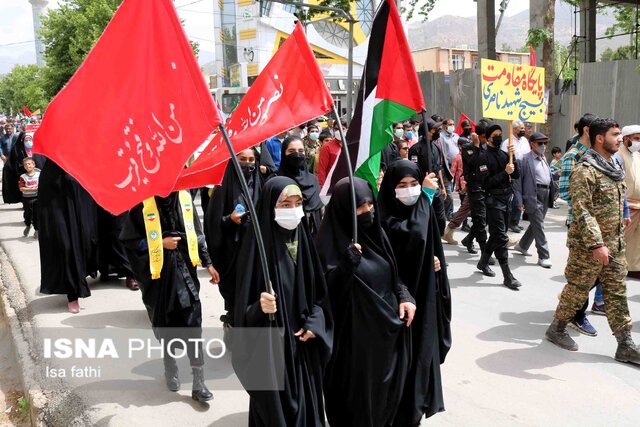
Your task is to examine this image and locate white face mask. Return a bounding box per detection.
[395,185,421,206]
[274,206,304,230]
[447,126,455,134]
[629,140,640,153]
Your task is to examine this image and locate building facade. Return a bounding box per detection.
[412,46,531,76]
[212,0,379,94]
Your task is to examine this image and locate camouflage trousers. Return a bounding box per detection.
[556,248,632,334]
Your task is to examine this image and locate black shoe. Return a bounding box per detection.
[509,225,521,233]
[461,223,471,233]
[163,355,180,392]
[461,237,477,254]
[517,225,524,231]
[191,367,213,402]
[500,263,521,290]
[488,257,496,266]
[477,253,496,276]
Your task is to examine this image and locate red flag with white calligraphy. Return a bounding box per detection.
[174,22,333,190]
[33,0,220,214]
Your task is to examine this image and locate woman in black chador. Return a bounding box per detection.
[204,148,270,327]
[378,160,452,426]
[232,176,332,426]
[277,136,323,236]
[38,160,98,314]
[120,191,219,402]
[2,131,45,204]
[315,177,416,427]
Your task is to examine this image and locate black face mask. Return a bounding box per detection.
[285,152,306,170]
[240,161,256,176]
[462,129,471,137]
[357,209,375,228]
[491,135,503,146]
[432,130,440,141]
[518,131,526,138]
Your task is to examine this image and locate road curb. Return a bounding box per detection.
[0,246,94,426]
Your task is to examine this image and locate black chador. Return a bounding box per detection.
[232,176,332,426]
[378,160,452,425]
[277,137,323,236]
[315,177,415,427]
[38,160,98,303]
[204,148,269,326]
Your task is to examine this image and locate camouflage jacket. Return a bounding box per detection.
[568,160,626,252]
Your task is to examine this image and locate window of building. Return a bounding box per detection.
[508,56,521,64]
[451,53,465,71]
[472,57,479,69]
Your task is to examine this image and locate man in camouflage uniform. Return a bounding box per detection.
[546,118,640,365]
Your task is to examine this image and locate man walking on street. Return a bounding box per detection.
[545,118,640,365]
[514,132,555,268]
[558,113,601,336]
[476,124,521,290]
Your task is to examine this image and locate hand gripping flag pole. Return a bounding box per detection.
[421,109,433,173]
[333,104,358,244]
[218,122,275,321]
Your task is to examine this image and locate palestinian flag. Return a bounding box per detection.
[321,0,425,195]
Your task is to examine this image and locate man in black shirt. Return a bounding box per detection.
[476,124,521,290]
[460,120,492,254]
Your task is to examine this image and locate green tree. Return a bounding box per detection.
[0,64,48,113]
[600,5,639,61]
[39,0,200,99]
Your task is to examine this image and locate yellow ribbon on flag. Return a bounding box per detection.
[142,191,200,280]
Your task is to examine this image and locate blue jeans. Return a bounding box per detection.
[594,283,604,305]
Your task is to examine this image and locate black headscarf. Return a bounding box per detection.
[278,137,323,212]
[378,160,452,423]
[232,176,332,426]
[315,177,413,427]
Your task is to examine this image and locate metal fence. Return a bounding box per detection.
[418,59,640,154]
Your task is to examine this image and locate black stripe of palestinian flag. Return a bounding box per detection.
[321,0,425,195]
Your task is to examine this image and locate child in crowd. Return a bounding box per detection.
[18,157,40,238]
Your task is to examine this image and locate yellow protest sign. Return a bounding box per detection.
[481,59,546,124]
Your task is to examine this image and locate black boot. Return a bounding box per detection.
[545,318,578,351]
[191,367,213,402]
[614,329,640,365]
[479,242,494,265]
[500,262,521,290]
[163,355,180,392]
[477,251,495,277]
[462,235,478,254]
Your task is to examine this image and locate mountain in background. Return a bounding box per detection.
[408,2,623,55]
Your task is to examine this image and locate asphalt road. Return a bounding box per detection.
[0,196,639,426]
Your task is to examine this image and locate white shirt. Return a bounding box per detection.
[534,155,551,186]
[440,131,460,165]
[501,135,531,161]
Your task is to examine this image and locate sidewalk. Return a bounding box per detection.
[1,197,640,426]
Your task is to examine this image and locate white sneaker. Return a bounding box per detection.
[514,244,531,256]
[538,258,552,268]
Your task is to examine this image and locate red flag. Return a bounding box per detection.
[529,44,537,66]
[23,105,32,116]
[455,113,476,136]
[33,0,220,214]
[174,22,333,190]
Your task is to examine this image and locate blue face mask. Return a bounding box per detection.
[25,140,33,149]
[406,131,414,139]
[309,132,319,141]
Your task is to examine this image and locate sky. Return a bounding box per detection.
[0,0,531,73]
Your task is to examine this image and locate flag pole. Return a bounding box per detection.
[508,120,514,164]
[420,109,433,173]
[332,104,358,244]
[218,123,275,320]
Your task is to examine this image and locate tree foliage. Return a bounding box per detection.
[0,65,48,113]
[601,5,639,61]
[39,0,200,100]
[40,0,123,99]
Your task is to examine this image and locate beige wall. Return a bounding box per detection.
[412,47,530,75]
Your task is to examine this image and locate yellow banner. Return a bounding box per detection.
[481,59,546,124]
